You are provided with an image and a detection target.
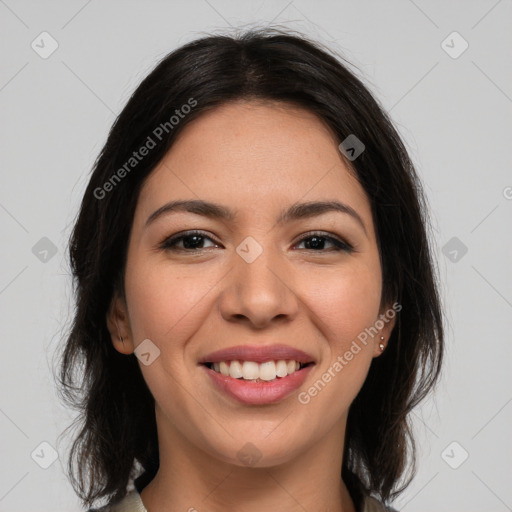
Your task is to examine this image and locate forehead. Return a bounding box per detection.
[136,100,371,226]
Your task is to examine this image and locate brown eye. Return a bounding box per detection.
[294,232,353,252]
[160,231,220,251]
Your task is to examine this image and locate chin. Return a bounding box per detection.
[202,428,306,469]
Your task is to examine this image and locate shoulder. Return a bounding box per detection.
[87,490,394,512]
[86,490,147,512]
[361,495,399,512]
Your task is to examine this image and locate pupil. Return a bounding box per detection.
[307,236,324,250]
[184,235,203,249]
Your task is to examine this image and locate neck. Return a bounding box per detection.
[140,406,356,512]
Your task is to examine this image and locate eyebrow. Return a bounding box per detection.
[145,199,367,234]
[145,200,236,227]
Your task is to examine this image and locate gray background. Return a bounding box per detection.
[1,1,511,511]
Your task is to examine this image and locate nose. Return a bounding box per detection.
[218,247,299,329]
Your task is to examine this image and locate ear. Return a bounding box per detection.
[106,292,135,355]
[372,301,399,358]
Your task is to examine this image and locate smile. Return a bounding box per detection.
[199,344,316,404]
[204,359,311,382]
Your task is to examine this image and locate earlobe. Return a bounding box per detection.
[373,334,389,358]
[372,335,387,358]
[106,294,135,355]
[372,302,398,357]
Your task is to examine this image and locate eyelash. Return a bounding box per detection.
[158,230,354,253]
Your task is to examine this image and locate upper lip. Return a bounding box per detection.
[199,344,315,364]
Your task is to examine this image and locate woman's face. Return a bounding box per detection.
[109,100,394,467]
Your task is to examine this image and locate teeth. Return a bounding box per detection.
[259,361,276,381]
[229,360,243,378]
[219,361,229,376]
[210,359,306,381]
[242,361,259,380]
[276,360,288,377]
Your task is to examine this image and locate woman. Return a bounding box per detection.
[57,28,444,512]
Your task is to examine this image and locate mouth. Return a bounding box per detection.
[201,360,314,383]
[198,345,316,404]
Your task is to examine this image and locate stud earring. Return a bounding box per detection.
[379,336,385,351]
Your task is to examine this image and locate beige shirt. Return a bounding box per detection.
[92,490,397,512]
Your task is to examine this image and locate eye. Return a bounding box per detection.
[159,230,354,253]
[293,232,354,252]
[159,230,221,251]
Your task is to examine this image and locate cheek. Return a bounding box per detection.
[296,262,381,417]
[124,257,219,351]
[301,260,382,346]
[123,259,215,410]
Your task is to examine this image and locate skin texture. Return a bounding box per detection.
[107,100,395,512]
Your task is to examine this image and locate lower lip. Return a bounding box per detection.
[202,364,314,405]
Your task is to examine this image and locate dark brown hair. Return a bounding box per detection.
[56,27,444,509]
